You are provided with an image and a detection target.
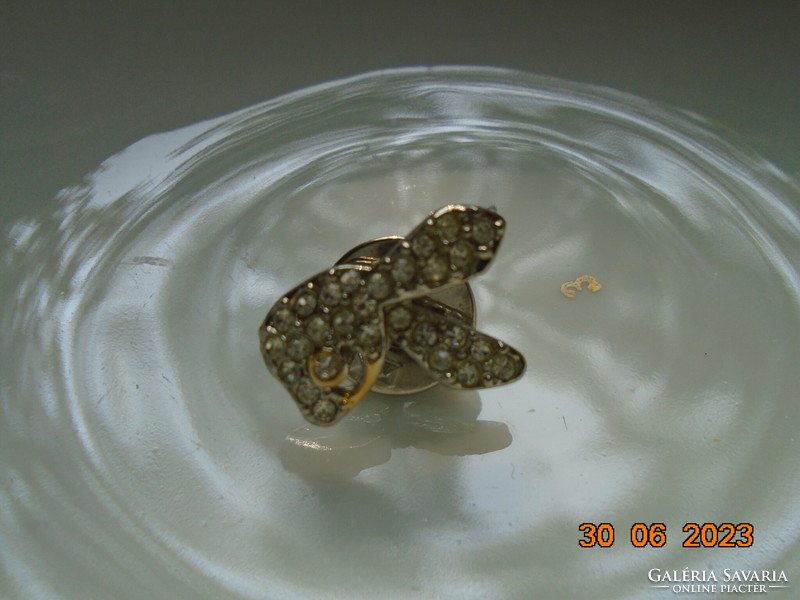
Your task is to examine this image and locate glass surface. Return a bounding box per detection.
[1,66,799,599]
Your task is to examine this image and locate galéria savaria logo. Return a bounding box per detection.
[648,568,790,594]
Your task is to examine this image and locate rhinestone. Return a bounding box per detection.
[387,305,412,331]
[286,334,313,360]
[391,255,417,286]
[319,280,343,307]
[411,234,436,258]
[436,212,461,242]
[296,381,320,407]
[352,293,378,321]
[312,398,337,423]
[357,322,382,348]
[423,255,449,283]
[413,321,439,347]
[470,339,493,362]
[476,246,494,261]
[312,352,345,381]
[367,272,394,300]
[263,334,285,361]
[271,307,294,331]
[449,240,475,272]
[293,291,317,317]
[456,361,481,387]
[305,315,331,343]
[491,354,519,380]
[428,346,452,371]
[443,326,468,349]
[339,269,362,293]
[332,309,356,334]
[471,217,496,245]
[278,360,299,383]
[347,353,365,382]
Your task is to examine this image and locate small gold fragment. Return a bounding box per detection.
[561,275,602,298]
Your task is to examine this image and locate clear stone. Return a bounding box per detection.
[470,339,493,362]
[391,255,416,286]
[411,234,436,258]
[456,361,481,387]
[449,240,475,272]
[476,247,494,263]
[271,307,294,331]
[471,217,496,245]
[443,326,468,349]
[367,272,393,300]
[312,398,337,423]
[352,293,378,321]
[278,360,299,383]
[305,315,331,343]
[413,321,439,347]
[286,334,313,360]
[347,353,365,383]
[387,306,412,331]
[491,354,518,380]
[296,381,320,407]
[339,270,362,293]
[357,322,382,348]
[428,346,452,371]
[293,291,317,317]
[319,280,343,307]
[423,255,449,283]
[436,212,461,242]
[312,352,345,381]
[263,335,285,361]
[332,309,356,334]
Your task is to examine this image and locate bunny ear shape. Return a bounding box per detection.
[380,205,507,300]
[384,297,525,390]
[260,265,388,426]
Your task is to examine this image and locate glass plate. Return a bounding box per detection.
[2,66,799,599]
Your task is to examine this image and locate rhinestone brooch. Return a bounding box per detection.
[259,204,526,426]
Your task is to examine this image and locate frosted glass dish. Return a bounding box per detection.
[1,67,798,599]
